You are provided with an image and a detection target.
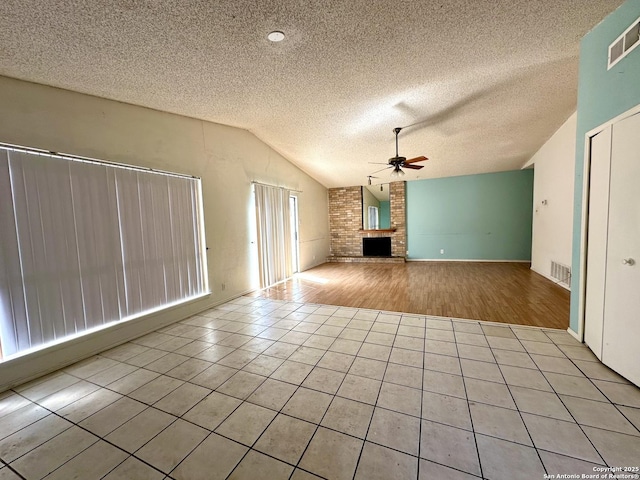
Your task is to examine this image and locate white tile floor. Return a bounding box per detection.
[1,296,639,480]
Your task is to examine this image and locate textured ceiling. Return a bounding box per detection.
[0,1,624,187]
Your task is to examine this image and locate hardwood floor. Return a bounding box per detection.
[250,262,570,329]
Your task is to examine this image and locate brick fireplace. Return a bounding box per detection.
[327,181,406,263]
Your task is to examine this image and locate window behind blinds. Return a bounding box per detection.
[0,147,208,358]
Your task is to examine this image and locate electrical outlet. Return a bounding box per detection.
[440,249,445,255]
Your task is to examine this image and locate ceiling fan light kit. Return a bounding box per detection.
[390,165,405,177]
[368,127,428,182]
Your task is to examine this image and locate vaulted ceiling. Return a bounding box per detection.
[0,1,625,187]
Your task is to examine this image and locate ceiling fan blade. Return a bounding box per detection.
[403,164,424,170]
[404,156,428,164]
[370,166,392,174]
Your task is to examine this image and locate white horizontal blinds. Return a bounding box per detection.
[0,148,206,357]
[254,183,292,288]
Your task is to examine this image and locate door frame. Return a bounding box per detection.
[577,102,640,341]
[289,194,300,274]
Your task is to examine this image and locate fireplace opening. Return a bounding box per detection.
[363,237,392,257]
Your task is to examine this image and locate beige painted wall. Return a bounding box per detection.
[524,112,576,288]
[0,76,330,389]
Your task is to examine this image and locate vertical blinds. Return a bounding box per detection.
[254,183,292,288]
[0,148,208,358]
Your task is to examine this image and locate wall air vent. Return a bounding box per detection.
[550,261,571,288]
[608,16,640,70]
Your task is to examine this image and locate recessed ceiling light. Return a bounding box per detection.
[267,31,285,42]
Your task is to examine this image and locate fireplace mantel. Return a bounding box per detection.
[358,228,396,233]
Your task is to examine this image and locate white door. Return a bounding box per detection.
[584,126,612,359]
[601,112,640,386]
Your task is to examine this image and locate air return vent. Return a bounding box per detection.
[608,16,640,69]
[550,261,571,288]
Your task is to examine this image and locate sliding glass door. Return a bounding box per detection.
[254,183,294,288]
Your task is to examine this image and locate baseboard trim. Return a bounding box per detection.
[530,266,571,291]
[302,259,328,270]
[567,327,581,342]
[407,259,531,263]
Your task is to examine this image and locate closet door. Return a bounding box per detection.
[584,127,612,359]
[602,112,640,386]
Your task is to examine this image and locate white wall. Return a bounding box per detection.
[524,112,576,287]
[0,76,330,390]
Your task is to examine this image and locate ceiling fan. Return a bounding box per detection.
[370,127,428,178]
[366,175,379,185]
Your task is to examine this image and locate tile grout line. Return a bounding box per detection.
[6,333,484,477]
[188,302,636,470]
[284,308,372,479]
[453,322,484,480]
[549,360,625,467]
[546,330,640,445]
[348,309,402,480]
[12,310,281,478]
[279,311,357,479]
[222,302,349,479]
[8,388,169,479]
[161,297,300,480]
[167,390,256,479]
[177,302,324,478]
[417,314,427,480]
[519,328,609,467]
[554,340,640,438]
[498,326,549,476]
[0,457,27,480]
[220,314,319,477]
[3,297,639,478]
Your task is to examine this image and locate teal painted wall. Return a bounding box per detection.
[379,201,390,229]
[406,170,533,260]
[570,0,640,333]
